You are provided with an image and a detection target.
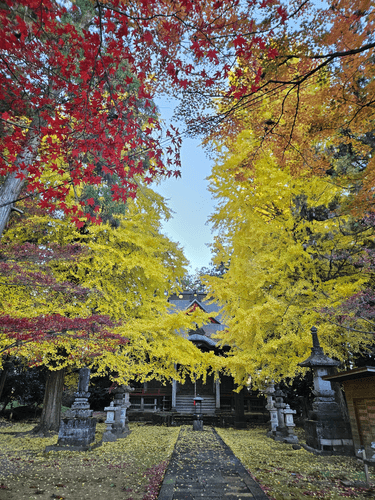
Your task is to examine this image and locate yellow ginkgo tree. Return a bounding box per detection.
[206,124,375,388]
[0,183,218,433]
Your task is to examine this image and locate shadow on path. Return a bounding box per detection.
[158,426,269,500]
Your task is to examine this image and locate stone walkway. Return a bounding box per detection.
[158,426,269,500]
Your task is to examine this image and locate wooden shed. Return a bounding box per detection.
[324,366,375,462]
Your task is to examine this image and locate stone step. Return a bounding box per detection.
[176,395,216,414]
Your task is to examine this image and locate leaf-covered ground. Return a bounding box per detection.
[217,427,375,499]
[1,422,375,500]
[0,421,179,500]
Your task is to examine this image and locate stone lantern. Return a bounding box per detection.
[298,326,353,454]
[268,402,278,434]
[265,382,279,434]
[102,385,133,442]
[274,388,286,432]
[112,384,133,431]
[269,388,298,443]
[48,367,97,451]
[193,396,203,431]
[103,402,120,442]
[282,405,298,444]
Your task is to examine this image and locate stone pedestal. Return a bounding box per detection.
[193,417,204,431]
[57,417,97,449]
[298,327,354,455]
[47,368,97,452]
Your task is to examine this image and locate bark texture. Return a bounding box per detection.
[0,124,40,238]
[33,368,65,435]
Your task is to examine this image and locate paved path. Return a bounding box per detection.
[158,426,269,500]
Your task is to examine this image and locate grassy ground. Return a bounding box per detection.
[0,421,374,500]
[217,426,375,499]
[0,421,179,500]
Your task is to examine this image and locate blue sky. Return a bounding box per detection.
[152,98,216,273]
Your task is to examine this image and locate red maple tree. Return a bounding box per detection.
[0,0,294,235]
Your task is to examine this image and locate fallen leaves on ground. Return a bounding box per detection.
[0,421,179,500]
[217,426,375,500]
[175,424,222,453]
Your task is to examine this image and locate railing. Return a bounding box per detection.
[130,388,171,396]
[129,394,172,412]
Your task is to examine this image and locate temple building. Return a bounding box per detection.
[128,291,267,425]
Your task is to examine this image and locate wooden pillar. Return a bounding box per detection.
[215,379,220,409]
[172,379,177,411]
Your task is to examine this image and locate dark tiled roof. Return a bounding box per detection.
[187,334,217,346]
[168,291,224,321]
[168,291,226,344]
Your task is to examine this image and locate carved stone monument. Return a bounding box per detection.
[298,326,354,455]
[47,368,97,451]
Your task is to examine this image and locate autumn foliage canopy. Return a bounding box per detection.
[2,0,375,386]
[0,0,290,231]
[204,0,375,384]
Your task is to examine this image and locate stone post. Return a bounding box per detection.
[298,326,354,455]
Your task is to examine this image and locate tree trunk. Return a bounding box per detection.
[234,387,247,429]
[33,368,65,435]
[0,364,8,403]
[0,123,40,238]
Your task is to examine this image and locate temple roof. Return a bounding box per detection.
[168,291,226,347]
[187,333,217,347]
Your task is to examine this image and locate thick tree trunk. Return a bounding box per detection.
[0,367,8,404]
[33,368,65,435]
[0,124,40,238]
[0,357,11,408]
